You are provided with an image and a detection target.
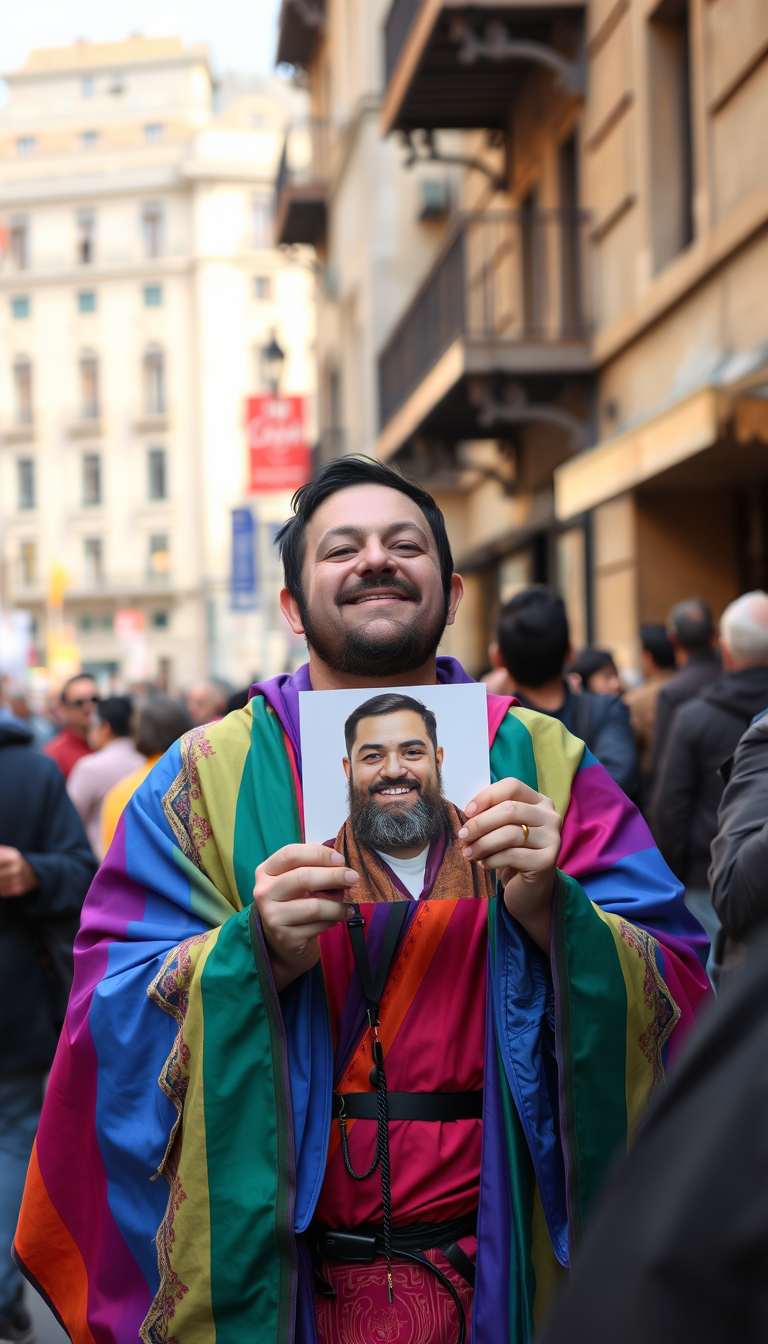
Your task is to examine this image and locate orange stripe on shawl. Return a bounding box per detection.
[327,899,457,1161]
[14,1143,97,1344]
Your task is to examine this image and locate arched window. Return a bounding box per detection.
[143,344,166,415]
[79,349,99,419]
[13,355,33,424]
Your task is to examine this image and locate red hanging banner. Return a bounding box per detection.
[246,395,311,492]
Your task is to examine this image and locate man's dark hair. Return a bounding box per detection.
[344,692,438,759]
[97,695,133,738]
[640,623,676,669]
[667,599,714,652]
[275,456,454,602]
[567,648,617,685]
[497,586,570,687]
[60,672,97,704]
[134,695,192,758]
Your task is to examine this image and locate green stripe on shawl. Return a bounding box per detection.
[553,874,631,1243]
[232,696,303,903]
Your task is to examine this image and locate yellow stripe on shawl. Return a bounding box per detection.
[591,905,681,1140]
[508,707,585,819]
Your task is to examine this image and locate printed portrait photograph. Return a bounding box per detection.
[299,682,490,902]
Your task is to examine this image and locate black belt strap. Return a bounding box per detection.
[333,1090,483,1121]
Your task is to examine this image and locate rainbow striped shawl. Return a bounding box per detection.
[14,676,710,1344]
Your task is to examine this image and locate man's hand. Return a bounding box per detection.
[0,846,40,898]
[459,779,562,953]
[253,844,359,992]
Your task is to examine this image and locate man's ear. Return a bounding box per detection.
[280,587,304,636]
[444,573,464,628]
[489,641,505,670]
[343,756,351,782]
[436,745,444,770]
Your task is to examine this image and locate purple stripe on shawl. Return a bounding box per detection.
[37,814,154,1340]
[559,761,654,874]
[249,656,476,774]
[472,941,513,1343]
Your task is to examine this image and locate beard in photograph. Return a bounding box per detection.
[348,763,453,853]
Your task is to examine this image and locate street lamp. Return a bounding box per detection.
[263,334,285,395]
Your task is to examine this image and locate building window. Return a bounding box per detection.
[81,74,95,97]
[84,537,104,586]
[11,296,30,320]
[143,284,163,308]
[149,534,170,577]
[77,210,95,265]
[16,137,35,157]
[649,0,694,271]
[79,350,100,419]
[78,290,97,314]
[19,541,36,587]
[142,203,163,259]
[151,610,170,629]
[144,123,164,143]
[17,459,35,510]
[252,194,273,248]
[10,219,28,270]
[253,275,273,302]
[82,453,102,506]
[13,356,33,425]
[81,130,99,151]
[148,447,167,500]
[143,346,166,415]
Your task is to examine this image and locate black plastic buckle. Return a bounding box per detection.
[347,903,364,927]
[321,1230,377,1263]
[372,1038,384,1067]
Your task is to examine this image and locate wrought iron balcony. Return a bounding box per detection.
[276,0,326,67]
[382,0,585,135]
[377,208,592,450]
[274,119,336,249]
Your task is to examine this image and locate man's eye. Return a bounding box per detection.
[326,546,356,559]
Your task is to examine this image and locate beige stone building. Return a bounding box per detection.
[0,37,315,691]
[275,0,768,674]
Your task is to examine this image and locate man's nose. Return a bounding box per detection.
[384,752,408,777]
[354,535,393,575]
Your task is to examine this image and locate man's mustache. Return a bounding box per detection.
[337,575,422,607]
[369,776,422,797]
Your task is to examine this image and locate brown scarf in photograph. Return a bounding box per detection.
[332,801,494,904]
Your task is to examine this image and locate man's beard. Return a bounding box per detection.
[298,576,449,677]
[349,770,453,854]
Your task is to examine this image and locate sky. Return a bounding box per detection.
[0,0,283,94]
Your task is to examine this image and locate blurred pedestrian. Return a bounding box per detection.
[566,647,622,696]
[186,678,230,727]
[497,586,640,796]
[43,674,99,780]
[0,708,96,1343]
[624,624,676,802]
[101,695,192,854]
[649,598,720,782]
[0,679,55,751]
[709,707,768,982]
[66,697,143,859]
[653,591,768,965]
[226,686,251,713]
[539,924,768,1344]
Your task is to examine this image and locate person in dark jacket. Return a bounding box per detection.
[649,597,720,787]
[0,711,97,1343]
[496,586,640,797]
[653,591,768,965]
[709,707,768,980]
[539,924,768,1344]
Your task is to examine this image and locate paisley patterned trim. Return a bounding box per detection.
[618,919,680,1096]
[161,728,216,869]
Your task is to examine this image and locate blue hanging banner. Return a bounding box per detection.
[231,507,257,611]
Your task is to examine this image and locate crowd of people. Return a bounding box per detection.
[485,584,768,987]
[1,488,768,1341]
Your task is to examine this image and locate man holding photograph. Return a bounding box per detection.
[17,458,710,1344]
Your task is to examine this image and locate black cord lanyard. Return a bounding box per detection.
[336,900,410,1302]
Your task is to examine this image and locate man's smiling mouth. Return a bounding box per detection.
[345,590,412,605]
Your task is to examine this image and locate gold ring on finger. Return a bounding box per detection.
[520,823,530,844]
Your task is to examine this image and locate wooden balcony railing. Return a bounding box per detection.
[378,208,590,428]
[274,119,337,247]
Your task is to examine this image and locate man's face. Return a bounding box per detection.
[187,682,224,727]
[344,709,448,854]
[280,484,462,678]
[61,677,99,736]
